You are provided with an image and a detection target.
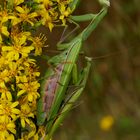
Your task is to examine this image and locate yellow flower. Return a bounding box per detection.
[0,100,20,121]
[0,69,10,88]
[35,0,53,9]
[57,0,72,5]
[17,120,36,139]
[0,118,16,139]
[35,0,73,30]
[59,4,72,25]
[30,34,47,56]
[17,57,36,68]
[2,35,34,60]
[14,55,36,71]
[43,0,53,10]
[41,12,55,31]
[0,23,9,43]
[99,115,114,131]
[0,9,14,23]
[0,55,9,70]
[35,0,57,31]
[0,86,12,101]
[8,61,23,78]
[12,6,38,26]
[6,134,15,140]
[17,81,40,102]
[34,134,39,140]
[14,0,24,6]
[36,126,46,139]
[15,58,40,83]
[24,64,40,82]
[11,30,31,42]
[19,104,34,127]
[26,121,36,139]
[0,9,15,43]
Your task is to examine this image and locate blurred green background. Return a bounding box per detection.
[43,0,140,139]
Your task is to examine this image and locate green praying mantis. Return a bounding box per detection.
[45,57,92,140]
[37,0,110,139]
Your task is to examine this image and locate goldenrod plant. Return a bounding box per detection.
[0,0,109,139]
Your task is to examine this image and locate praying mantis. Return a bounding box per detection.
[37,0,110,138]
[45,57,92,140]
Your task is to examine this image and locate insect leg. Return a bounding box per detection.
[58,20,80,44]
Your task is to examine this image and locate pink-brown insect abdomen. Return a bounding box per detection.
[43,76,59,114]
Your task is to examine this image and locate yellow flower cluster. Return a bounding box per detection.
[0,0,73,139]
[10,0,73,31]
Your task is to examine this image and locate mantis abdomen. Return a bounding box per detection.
[43,75,58,114]
[37,64,63,125]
